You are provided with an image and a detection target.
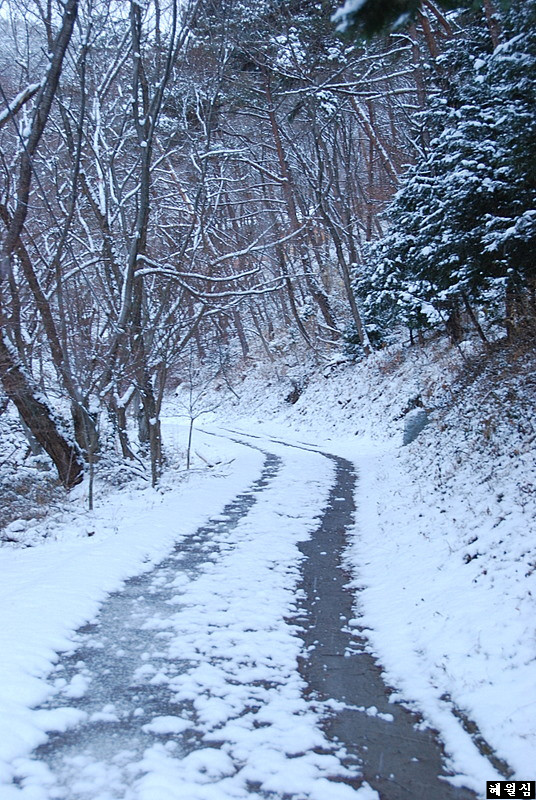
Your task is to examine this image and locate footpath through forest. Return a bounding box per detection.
[0,425,511,800]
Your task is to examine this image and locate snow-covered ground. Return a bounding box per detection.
[0,432,258,792]
[188,337,536,789]
[1,335,534,798]
[0,425,378,800]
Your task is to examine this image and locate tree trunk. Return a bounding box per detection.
[233,308,249,358]
[144,381,162,488]
[462,293,489,346]
[111,399,137,461]
[72,400,99,459]
[0,0,81,489]
[263,72,338,342]
[445,304,463,344]
[314,198,371,355]
[0,334,83,487]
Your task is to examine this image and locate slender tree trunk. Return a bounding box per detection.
[422,0,453,35]
[349,97,398,186]
[445,304,464,344]
[140,374,162,488]
[186,417,194,470]
[314,196,371,354]
[233,308,249,358]
[72,401,99,458]
[250,301,275,361]
[111,398,137,461]
[462,293,489,346]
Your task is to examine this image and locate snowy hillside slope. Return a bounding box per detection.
[177,334,536,783]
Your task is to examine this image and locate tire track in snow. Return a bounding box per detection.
[10,453,283,798]
[296,453,478,800]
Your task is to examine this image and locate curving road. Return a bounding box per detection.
[10,430,490,800]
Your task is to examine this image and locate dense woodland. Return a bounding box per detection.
[0,0,534,490]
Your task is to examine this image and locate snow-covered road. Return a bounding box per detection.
[2,428,377,799]
[0,425,510,799]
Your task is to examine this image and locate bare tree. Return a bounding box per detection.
[0,0,83,487]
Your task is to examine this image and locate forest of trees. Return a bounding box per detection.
[0,0,534,488]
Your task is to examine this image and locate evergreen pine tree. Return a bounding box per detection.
[357,0,536,342]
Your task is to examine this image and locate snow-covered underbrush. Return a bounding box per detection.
[0,411,180,547]
[345,338,536,781]
[0,414,64,539]
[0,458,63,537]
[198,333,536,540]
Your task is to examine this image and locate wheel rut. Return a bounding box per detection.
[296,452,478,800]
[16,453,282,798]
